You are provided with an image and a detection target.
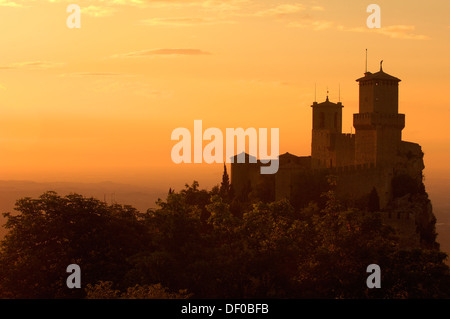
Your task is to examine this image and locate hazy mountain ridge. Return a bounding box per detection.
[0,180,166,237]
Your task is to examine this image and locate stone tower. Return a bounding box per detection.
[354,62,405,166]
[311,96,343,168]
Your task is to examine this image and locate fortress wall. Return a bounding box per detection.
[234,141,425,212]
[329,164,394,208]
[335,133,355,167]
[355,129,377,165]
[311,131,334,168]
[272,156,423,210]
[232,155,311,201]
[275,156,314,201]
[275,166,318,201]
[274,163,394,209]
[231,162,262,195]
[276,168,329,208]
[376,126,403,166]
[312,132,354,169]
[275,166,297,201]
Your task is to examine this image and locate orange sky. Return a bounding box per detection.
[0,0,449,191]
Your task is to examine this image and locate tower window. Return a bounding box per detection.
[319,112,325,129]
[334,112,338,129]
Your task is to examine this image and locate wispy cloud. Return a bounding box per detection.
[378,25,430,40]
[253,4,306,17]
[0,61,65,69]
[289,19,334,31]
[201,0,246,11]
[288,16,429,40]
[310,5,324,11]
[261,4,430,40]
[82,5,117,17]
[0,0,22,7]
[93,79,173,99]
[140,17,235,27]
[236,78,293,87]
[348,25,430,40]
[103,0,145,5]
[112,48,212,58]
[102,0,245,10]
[60,72,123,77]
[40,0,145,5]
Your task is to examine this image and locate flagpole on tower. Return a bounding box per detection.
[365,48,368,73]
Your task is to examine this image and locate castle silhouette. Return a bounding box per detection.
[231,63,425,213]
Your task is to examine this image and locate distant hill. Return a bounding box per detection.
[0,180,167,238]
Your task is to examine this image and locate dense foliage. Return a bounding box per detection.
[0,177,449,298]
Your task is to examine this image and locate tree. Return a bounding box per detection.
[2,180,450,299]
[0,192,150,298]
[220,164,231,201]
[85,281,190,299]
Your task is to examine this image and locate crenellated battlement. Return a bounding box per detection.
[354,112,405,129]
[340,133,355,139]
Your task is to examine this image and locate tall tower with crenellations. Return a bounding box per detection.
[233,60,427,214]
[353,61,405,166]
[311,95,343,169]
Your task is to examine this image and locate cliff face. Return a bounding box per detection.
[416,194,439,249]
[386,192,438,249]
[395,141,425,184]
[386,140,439,249]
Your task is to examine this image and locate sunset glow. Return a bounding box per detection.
[0,0,448,191]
